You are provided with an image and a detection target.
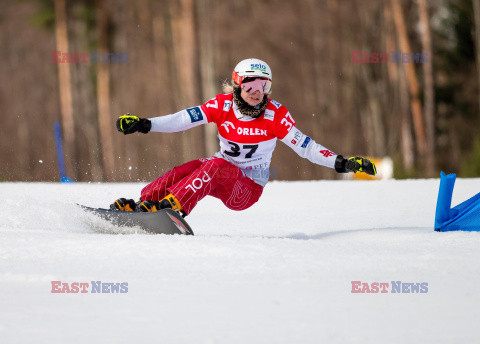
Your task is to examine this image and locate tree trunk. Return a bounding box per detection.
[473,0,480,118]
[54,0,76,179]
[169,0,203,161]
[69,2,104,182]
[418,0,436,177]
[385,1,414,171]
[360,66,387,156]
[357,2,386,157]
[96,0,114,181]
[391,0,427,170]
[400,65,415,171]
[196,0,218,157]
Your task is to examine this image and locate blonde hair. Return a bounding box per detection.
[222,79,234,94]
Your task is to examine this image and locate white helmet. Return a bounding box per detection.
[232,58,272,93]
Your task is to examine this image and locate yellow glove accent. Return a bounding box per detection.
[118,115,139,131]
[347,157,377,176]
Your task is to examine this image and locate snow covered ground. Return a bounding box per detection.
[1,178,480,343]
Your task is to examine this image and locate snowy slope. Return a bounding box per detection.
[1,178,480,343]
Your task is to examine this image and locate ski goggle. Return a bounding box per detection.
[240,77,272,94]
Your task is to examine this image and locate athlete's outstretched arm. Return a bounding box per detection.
[280,126,337,168]
[115,106,208,135]
[149,106,208,133]
[280,126,376,175]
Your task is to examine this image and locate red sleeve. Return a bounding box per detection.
[273,107,296,139]
[201,95,223,125]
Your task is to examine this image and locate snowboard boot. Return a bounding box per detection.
[137,194,185,216]
[136,200,161,212]
[110,198,137,212]
[159,194,184,216]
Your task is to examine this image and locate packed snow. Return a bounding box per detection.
[1,178,480,343]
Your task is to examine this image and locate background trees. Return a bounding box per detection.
[0,0,478,182]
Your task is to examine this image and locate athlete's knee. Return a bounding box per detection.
[223,185,263,211]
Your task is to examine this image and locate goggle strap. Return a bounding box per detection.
[232,70,243,86]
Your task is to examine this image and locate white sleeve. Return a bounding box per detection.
[280,126,337,169]
[149,106,208,133]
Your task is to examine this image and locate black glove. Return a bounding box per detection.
[116,114,151,135]
[335,155,377,176]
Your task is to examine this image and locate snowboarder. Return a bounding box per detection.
[111,58,376,216]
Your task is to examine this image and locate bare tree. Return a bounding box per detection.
[418,0,436,177]
[356,1,387,157]
[391,0,427,169]
[96,0,114,180]
[384,1,414,171]
[68,1,104,182]
[473,0,480,116]
[196,0,218,157]
[400,64,415,171]
[53,0,76,179]
[169,0,204,161]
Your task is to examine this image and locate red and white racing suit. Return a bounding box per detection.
[141,93,338,215]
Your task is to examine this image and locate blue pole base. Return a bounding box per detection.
[60,176,75,183]
[435,172,480,232]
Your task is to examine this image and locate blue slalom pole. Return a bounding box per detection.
[54,121,74,183]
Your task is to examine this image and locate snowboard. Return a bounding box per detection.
[80,205,194,235]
